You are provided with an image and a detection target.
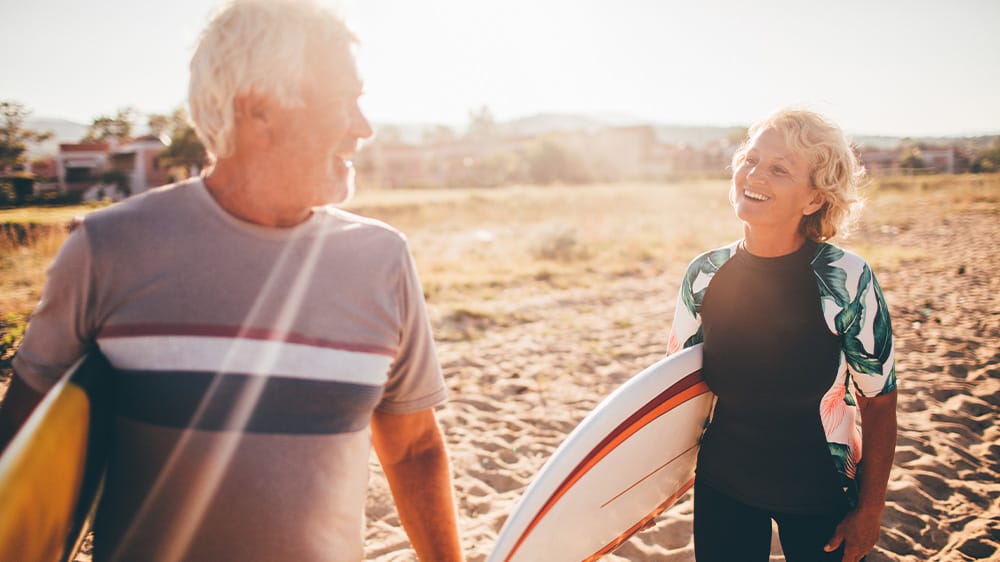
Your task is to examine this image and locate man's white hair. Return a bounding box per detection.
[189,0,356,159]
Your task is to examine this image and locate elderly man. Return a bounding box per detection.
[0,0,464,560]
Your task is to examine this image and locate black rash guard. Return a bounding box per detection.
[697,240,848,513]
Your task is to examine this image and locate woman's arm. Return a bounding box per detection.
[824,390,897,562]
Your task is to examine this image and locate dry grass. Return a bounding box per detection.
[0,225,69,364]
[1,174,998,370]
[852,174,1000,271]
[0,201,107,226]
[347,181,740,301]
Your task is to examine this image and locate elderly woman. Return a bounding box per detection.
[668,109,897,562]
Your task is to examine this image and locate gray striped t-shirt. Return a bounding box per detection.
[14,178,447,561]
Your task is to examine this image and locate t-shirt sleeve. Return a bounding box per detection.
[12,226,99,393]
[376,243,447,414]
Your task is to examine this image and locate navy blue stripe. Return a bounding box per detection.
[66,351,114,559]
[111,370,384,434]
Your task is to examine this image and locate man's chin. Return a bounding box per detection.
[324,168,355,206]
[333,180,355,205]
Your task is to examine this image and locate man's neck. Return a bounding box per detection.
[203,160,313,228]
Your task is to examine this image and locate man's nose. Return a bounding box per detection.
[352,107,373,140]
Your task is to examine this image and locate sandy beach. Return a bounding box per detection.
[361,181,999,561]
[3,178,997,561]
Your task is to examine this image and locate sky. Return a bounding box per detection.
[1,0,998,138]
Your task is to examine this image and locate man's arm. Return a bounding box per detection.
[371,407,463,561]
[0,372,47,452]
[825,390,898,562]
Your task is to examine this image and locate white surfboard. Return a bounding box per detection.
[489,343,712,562]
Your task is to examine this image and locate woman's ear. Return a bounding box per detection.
[803,189,826,216]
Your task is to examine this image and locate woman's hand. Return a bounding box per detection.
[826,390,898,561]
[824,504,884,561]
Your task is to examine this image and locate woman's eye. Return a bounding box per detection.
[773,167,787,175]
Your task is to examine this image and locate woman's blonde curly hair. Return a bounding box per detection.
[732,109,868,241]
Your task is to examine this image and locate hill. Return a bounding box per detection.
[23,117,88,158]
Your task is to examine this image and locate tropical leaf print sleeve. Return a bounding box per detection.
[668,244,738,355]
[813,243,896,501]
[813,244,897,397]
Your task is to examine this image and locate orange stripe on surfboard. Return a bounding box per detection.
[505,373,709,560]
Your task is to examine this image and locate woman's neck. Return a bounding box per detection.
[742,224,808,257]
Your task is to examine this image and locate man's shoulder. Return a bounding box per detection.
[81,179,196,230]
[315,206,409,247]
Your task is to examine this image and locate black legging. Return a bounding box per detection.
[693,479,862,562]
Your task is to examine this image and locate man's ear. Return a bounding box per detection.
[233,91,275,146]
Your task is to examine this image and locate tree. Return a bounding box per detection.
[466,105,498,141]
[83,107,139,142]
[98,169,131,197]
[147,114,172,139]
[0,101,53,172]
[146,107,208,178]
[971,140,1000,173]
[147,107,191,140]
[159,123,208,177]
[524,139,589,184]
[898,147,927,173]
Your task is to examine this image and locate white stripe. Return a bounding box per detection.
[98,335,392,386]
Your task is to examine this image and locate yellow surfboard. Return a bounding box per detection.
[0,353,113,562]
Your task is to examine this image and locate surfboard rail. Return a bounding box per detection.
[490,344,712,562]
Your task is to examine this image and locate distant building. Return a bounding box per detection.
[108,135,171,195]
[355,122,739,189]
[53,136,170,199]
[29,158,58,181]
[858,149,902,175]
[56,142,110,194]
[920,148,957,174]
[859,145,967,176]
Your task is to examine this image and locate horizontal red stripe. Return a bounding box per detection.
[582,372,704,470]
[98,323,396,358]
